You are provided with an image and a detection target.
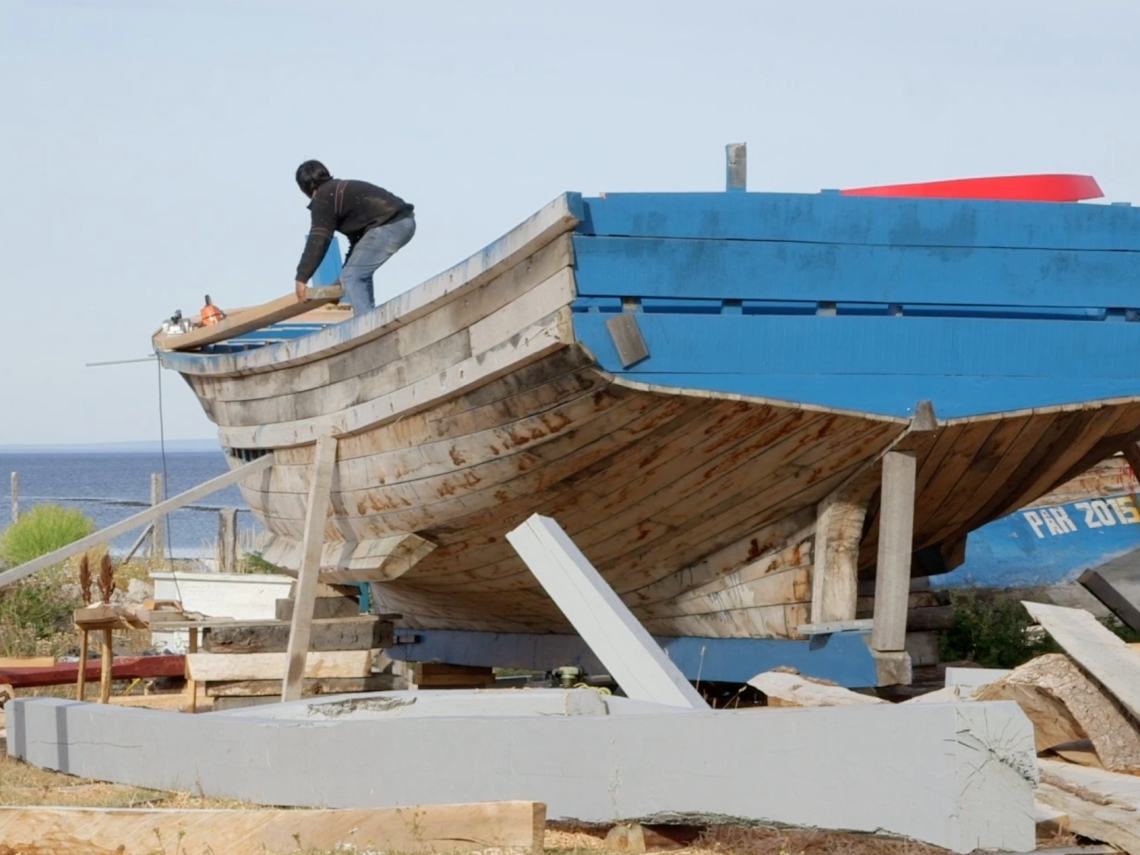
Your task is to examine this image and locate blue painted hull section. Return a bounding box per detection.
[575,191,1140,251]
[570,190,1140,418]
[572,312,1140,418]
[935,492,1140,589]
[386,628,878,688]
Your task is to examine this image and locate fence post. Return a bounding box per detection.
[10,472,17,524]
[150,473,166,560]
[218,508,237,573]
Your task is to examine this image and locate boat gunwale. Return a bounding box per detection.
[156,192,584,378]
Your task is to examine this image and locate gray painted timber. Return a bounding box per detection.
[506,515,707,709]
[7,694,1037,853]
[1080,555,1140,632]
[872,450,917,653]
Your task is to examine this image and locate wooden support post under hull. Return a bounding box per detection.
[282,433,338,703]
[871,450,917,654]
[506,514,708,710]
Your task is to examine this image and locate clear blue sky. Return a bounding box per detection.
[1,0,1137,445]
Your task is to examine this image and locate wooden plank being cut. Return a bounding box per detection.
[1022,601,1140,721]
[155,286,343,352]
[0,801,545,855]
[186,650,370,682]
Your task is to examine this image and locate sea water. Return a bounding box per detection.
[0,451,262,559]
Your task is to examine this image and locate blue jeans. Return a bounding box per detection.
[339,215,416,311]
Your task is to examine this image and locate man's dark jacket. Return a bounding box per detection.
[295,179,413,282]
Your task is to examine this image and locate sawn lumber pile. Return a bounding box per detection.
[749,602,1140,854]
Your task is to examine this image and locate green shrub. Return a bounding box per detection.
[0,503,95,567]
[939,589,1058,669]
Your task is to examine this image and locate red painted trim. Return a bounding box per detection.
[841,174,1103,202]
[0,655,185,689]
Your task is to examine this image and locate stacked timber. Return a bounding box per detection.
[895,603,1140,854]
[186,584,399,710]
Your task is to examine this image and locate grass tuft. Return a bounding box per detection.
[0,503,95,568]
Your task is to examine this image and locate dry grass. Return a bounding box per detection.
[543,823,956,855]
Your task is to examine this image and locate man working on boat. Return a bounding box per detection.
[293,159,416,312]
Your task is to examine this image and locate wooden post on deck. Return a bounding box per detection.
[282,433,338,703]
[9,472,17,524]
[217,508,237,573]
[871,451,917,653]
[150,473,166,560]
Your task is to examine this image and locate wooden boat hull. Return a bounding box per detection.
[156,190,1140,638]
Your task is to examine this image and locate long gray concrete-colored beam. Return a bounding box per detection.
[7,694,1036,854]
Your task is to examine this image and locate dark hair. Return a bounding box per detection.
[296,160,332,196]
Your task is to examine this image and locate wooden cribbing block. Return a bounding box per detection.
[413,663,495,688]
[0,801,546,854]
[203,617,392,654]
[186,650,371,682]
[205,674,402,697]
[275,596,359,621]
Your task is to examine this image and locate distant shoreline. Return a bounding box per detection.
[0,440,219,455]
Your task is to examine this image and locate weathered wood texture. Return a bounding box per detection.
[203,617,392,654]
[1036,759,1140,855]
[1023,601,1140,721]
[976,653,1140,772]
[810,493,866,623]
[283,433,338,702]
[217,507,237,573]
[276,596,359,621]
[0,801,545,855]
[747,670,886,707]
[186,651,371,682]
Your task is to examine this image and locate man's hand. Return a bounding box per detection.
[295,280,307,302]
